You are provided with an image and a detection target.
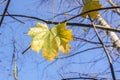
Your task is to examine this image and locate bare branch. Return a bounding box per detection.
[0,14,120,32]
[0,0,11,27]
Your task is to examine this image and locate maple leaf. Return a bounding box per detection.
[81,0,102,19]
[42,31,59,61]
[51,23,73,53]
[28,22,49,53]
[28,22,73,61]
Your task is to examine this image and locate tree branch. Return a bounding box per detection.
[58,46,111,59]
[0,0,11,27]
[62,6,120,22]
[91,21,116,80]
[0,14,120,32]
[62,77,97,80]
[108,0,120,16]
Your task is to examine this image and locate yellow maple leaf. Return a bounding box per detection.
[42,31,59,61]
[59,44,71,54]
[27,22,73,61]
[51,23,73,54]
[28,23,49,53]
[81,0,102,19]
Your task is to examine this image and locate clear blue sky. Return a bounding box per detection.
[0,0,120,80]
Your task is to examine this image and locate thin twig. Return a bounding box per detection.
[13,54,18,80]
[62,77,97,80]
[62,6,120,22]
[91,21,116,80]
[22,46,31,54]
[0,0,6,4]
[13,41,18,80]
[58,46,111,59]
[0,0,11,27]
[82,1,116,79]
[7,12,25,24]
[0,14,120,32]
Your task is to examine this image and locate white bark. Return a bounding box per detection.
[108,0,120,16]
[97,15,120,53]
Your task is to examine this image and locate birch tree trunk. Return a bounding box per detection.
[97,15,120,53]
[108,0,120,16]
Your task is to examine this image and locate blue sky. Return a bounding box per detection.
[0,0,120,80]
